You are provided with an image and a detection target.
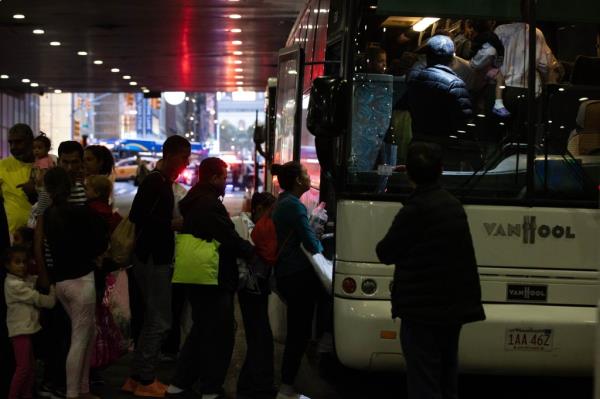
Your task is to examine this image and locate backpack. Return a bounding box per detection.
[110,216,135,266]
[250,207,293,268]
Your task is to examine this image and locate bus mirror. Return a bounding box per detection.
[253,124,265,145]
[307,76,348,138]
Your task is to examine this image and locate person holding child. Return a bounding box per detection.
[4,245,56,399]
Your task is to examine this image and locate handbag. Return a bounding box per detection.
[109,217,136,266]
[172,234,220,285]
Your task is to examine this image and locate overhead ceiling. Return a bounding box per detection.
[0,0,303,93]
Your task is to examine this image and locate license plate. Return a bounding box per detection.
[504,328,554,351]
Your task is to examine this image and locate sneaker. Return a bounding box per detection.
[122,378,139,394]
[50,387,67,399]
[38,384,54,398]
[492,106,511,118]
[133,379,168,398]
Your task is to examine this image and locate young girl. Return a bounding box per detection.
[86,175,122,233]
[4,245,55,399]
[31,134,55,187]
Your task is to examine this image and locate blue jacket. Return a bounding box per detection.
[272,192,323,278]
[406,64,473,140]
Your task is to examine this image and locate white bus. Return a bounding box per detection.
[266,0,600,375]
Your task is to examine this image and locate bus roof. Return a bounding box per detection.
[377,0,600,24]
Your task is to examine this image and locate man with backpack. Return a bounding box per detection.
[122,135,190,398]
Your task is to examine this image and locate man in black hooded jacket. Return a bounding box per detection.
[376,142,485,399]
[167,157,254,399]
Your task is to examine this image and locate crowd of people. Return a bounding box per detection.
[0,122,330,399]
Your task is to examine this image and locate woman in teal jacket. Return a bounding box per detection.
[271,161,323,399]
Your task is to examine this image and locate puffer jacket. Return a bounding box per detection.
[406,64,473,140]
[376,184,485,325]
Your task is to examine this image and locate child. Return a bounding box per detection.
[86,175,122,233]
[4,245,55,399]
[469,20,510,117]
[31,134,55,187]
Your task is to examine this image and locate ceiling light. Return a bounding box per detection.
[163,92,186,106]
[235,75,244,79]
[13,14,25,20]
[93,60,103,65]
[236,81,244,85]
[54,89,62,94]
[129,81,137,86]
[230,28,242,33]
[288,70,298,75]
[30,83,39,87]
[77,51,88,56]
[122,75,131,80]
[234,60,242,64]
[21,78,30,83]
[232,40,243,45]
[110,68,120,73]
[233,51,243,55]
[142,89,150,93]
[229,14,242,19]
[50,41,61,46]
[0,75,8,79]
[33,29,45,35]
[412,17,440,32]
[235,68,243,72]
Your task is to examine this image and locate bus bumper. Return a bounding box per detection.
[334,297,595,375]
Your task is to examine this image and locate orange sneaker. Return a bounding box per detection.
[133,380,167,398]
[121,378,139,394]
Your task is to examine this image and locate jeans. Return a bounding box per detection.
[276,268,322,386]
[237,285,274,396]
[400,319,462,399]
[171,285,234,395]
[56,272,97,398]
[9,335,34,399]
[131,256,173,382]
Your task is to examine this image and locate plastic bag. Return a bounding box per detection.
[301,244,333,294]
[110,217,135,266]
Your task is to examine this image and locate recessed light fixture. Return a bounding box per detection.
[234,60,242,64]
[111,68,120,73]
[21,78,30,83]
[77,51,88,56]
[129,81,137,86]
[0,75,8,79]
[142,89,150,93]
[13,14,25,20]
[235,68,243,72]
[50,41,61,46]
[236,81,244,85]
[93,60,103,65]
[30,83,39,87]
[33,29,45,35]
[122,75,131,80]
[235,75,244,79]
[232,40,243,45]
[54,89,62,94]
[230,28,242,33]
[233,51,243,55]
[229,14,242,19]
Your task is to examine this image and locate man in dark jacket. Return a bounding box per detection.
[376,142,485,399]
[123,135,191,397]
[166,157,254,399]
[406,35,481,170]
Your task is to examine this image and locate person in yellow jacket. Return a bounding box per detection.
[0,124,36,236]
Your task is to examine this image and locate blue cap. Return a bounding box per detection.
[420,35,454,58]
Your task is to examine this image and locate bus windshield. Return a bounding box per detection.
[345,1,600,206]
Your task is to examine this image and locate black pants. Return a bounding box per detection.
[39,302,70,389]
[126,266,144,345]
[172,285,234,395]
[237,281,274,396]
[162,283,186,355]
[276,268,322,386]
[400,320,462,399]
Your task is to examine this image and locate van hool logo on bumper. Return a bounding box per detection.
[484,216,575,244]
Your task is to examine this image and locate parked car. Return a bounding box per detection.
[115,156,157,181]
